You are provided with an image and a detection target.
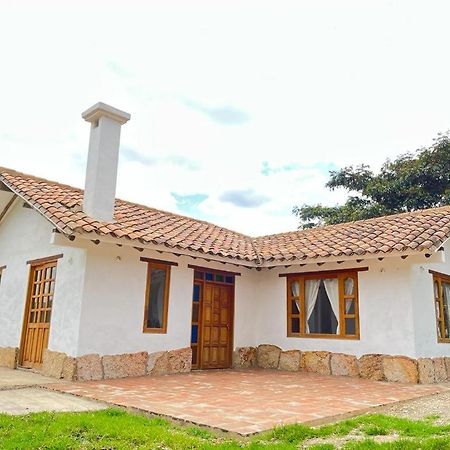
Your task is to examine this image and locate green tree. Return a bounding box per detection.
[293,132,450,229]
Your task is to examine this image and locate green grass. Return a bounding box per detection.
[0,409,449,449]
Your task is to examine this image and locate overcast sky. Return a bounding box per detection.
[1,1,450,236]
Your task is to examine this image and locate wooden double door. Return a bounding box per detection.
[20,260,57,368]
[191,277,234,370]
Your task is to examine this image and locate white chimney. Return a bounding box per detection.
[82,102,130,222]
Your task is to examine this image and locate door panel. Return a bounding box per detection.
[200,283,232,369]
[20,261,57,368]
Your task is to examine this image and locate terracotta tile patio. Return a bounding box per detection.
[46,369,446,435]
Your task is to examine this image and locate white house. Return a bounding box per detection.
[0,102,449,384]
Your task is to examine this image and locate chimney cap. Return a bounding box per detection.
[82,102,131,125]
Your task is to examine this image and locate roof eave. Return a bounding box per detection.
[51,230,260,269]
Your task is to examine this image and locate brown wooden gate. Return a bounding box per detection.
[20,259,58,368]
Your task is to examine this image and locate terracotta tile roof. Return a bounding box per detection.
[1,166,450,266]
[254,207,450,262]
[0,168,257,262]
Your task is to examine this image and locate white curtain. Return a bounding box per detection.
[443,282,450,338]
[305,279,320,333]
[291,281,301,313]
[323,278,340,334]
[344,277,354,296]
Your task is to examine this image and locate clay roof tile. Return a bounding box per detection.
[2,166,450,265]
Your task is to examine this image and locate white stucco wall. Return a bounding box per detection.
[410,242,450,357]
[75,241,257,356]
[253,254,450,359]
[0,201,86,356]
[1,200,449,360]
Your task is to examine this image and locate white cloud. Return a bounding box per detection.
[1,0,450,235]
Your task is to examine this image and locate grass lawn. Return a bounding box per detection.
[0,408,449,449]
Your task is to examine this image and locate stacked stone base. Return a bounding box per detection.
[39,347,192,381]
[0,347,19,369]
[1,344,449,384]
[233,345,450,384]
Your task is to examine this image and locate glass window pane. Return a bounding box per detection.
[345,318,356,335]
[194,271,203,280]
[291,318,300,333]
[344,277,354,296]
[215,274,224,283]
[193,284,200,302]
[192,303,199,323]
[147,268,167,329]
[191,324,198,343]
[307,279,338,335]
[434,281,439,299]
[345,298,355,314]
[291,300,300,314]
[205,272,214,281]
[291,281,300,298]
[225,276,233,284]
[442,282,450,338]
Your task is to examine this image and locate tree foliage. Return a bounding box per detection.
[293,132,450,229]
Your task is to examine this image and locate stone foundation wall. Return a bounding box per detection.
[233,345,450,384]
[0,347,19,369]
[41,347,192,381]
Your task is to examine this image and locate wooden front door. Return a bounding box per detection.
[20,260,57,368]
[200,283,233,369]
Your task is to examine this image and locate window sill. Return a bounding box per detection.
[143,328,167,334]
[438,339,450,344]
[287,333,360,340]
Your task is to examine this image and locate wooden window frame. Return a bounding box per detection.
[142,261,172,334]
[430,270,450,343]
[286,270,360,340]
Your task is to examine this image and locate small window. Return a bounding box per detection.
[431,271,450,343]
[143,262,171,333]
[287,271,360,339]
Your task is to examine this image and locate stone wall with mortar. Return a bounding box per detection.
[40,347,192,381]
[233,345,450,384]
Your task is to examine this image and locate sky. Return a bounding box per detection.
[1,1,450,236]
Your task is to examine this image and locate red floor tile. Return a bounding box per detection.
[45,369,447,435]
